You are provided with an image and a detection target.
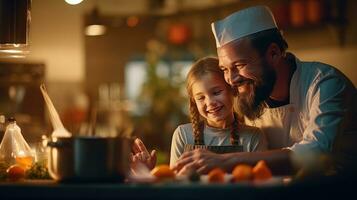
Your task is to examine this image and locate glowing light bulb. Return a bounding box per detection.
[65,0,84,5]
[85,25,107,36]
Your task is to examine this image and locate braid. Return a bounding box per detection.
[230,113,240,145]
[189,99,204,145]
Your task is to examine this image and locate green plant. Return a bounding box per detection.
[136,61,188,153]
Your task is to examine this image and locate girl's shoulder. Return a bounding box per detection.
[173,123,195,143]
[176,123,193,130]
[175,123,194,135]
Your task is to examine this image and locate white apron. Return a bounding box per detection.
[244,55,302,150]
[244,104,297,150]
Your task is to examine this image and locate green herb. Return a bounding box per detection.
[25,161,51,179]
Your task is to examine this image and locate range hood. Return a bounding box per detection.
[0,0,31,58]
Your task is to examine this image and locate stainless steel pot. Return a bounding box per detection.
[47,137,74,182]
[46,136,132,182]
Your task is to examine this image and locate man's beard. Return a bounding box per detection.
[234,61,276,120]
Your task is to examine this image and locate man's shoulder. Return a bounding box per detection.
[294,58,356,108]
[299,60,354,91]
[299,60,345,81]
[293,57,352,93]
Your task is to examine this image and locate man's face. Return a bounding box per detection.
[217,39,276,120]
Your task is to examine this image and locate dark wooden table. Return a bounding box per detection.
[0,175,353,200]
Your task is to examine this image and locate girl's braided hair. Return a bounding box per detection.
[186,57,240,145]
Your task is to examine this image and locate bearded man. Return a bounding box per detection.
[173,5,357,175]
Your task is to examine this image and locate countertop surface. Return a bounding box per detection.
[0,175,354,200]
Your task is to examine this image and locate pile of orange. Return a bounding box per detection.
[207,168,225,183]
[232,160,272,182]
[232,164,253,181]
[151,164,175,180]
[150,161,272,183]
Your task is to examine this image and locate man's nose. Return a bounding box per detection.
[227,70,240,86]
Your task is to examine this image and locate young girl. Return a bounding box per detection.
[131,57,267,172]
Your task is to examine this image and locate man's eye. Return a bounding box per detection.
[235,64,246,70]
[213,90,223,95]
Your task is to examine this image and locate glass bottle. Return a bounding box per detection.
[0,117,33,169]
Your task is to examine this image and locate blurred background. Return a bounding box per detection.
[0,0,356,164]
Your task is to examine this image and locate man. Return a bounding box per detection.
[173,5,357,175]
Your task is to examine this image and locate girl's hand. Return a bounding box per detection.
[173,149,226,175]
[130,138,157,170]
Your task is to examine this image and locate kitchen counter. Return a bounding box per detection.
[0,175,354,200]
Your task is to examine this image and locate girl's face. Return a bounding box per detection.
[191,73,234,128]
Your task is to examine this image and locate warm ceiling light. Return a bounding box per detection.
[85,24,107,36]
[65,0,84,5]
[85,6,107,36]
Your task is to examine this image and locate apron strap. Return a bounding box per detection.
[184,144,243,154]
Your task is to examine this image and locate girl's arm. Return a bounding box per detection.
[170,126,187,168]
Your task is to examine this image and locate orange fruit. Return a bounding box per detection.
[252,160,272,181]
[6,165,25,181]
[232,164,253,182]
[207,168,225,183]
[151,164,175,180]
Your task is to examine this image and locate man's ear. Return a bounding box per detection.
[265,43,282,66]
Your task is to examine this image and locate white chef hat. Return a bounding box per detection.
[211,5,278,48]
